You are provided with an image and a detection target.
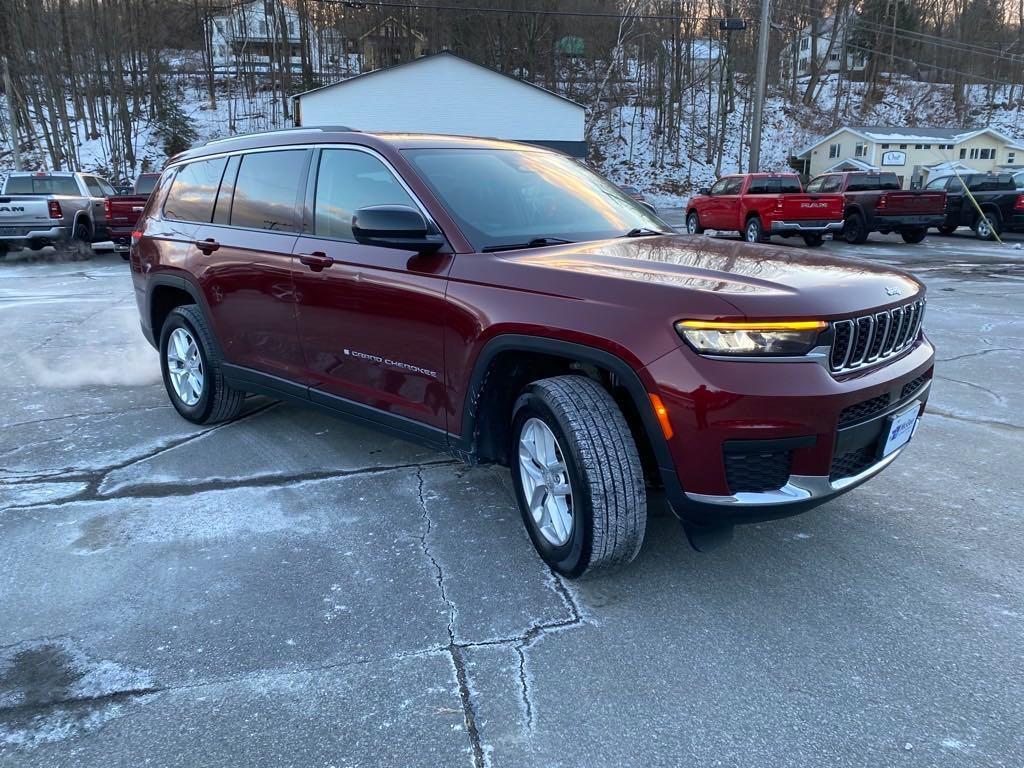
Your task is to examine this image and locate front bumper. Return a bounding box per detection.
[770,220,844,234]
[644,336,935,527]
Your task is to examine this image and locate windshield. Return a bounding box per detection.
[4,175,80,195]
[403,148,669,251]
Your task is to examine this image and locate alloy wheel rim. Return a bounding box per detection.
[747,222,758,241]
[687,216,697,234]
[167,327,204,406]
[518,418,574,547]
[978,219,991,237]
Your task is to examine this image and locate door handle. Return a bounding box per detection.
[299,251,334,272]
[195,238,220,255]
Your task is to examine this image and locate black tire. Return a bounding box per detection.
[70,217,91,243]
[0,244,8,260]
[744,216,766,243]
[973,211,1001,241]
[802,233,824,247]
[510,375,646,579]
[900,227,928,244]
[159,304,245,424]
[937,224,958,236]
[685,211,704,235]
[842,212,869,244]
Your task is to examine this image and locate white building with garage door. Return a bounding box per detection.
[291,51,587,158]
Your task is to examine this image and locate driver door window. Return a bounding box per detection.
[314,149,419,241]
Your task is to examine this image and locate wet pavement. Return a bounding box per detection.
[1,239,1022,767]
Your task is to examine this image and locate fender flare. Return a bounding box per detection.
[455,334,676,473]
[144,273,215,346]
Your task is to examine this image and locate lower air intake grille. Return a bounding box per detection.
[829,445,877,481]
[724,449,792,493]
[901,373,929,400]
[838,393,892,427]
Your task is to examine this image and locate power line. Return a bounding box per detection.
[309,0,747,23]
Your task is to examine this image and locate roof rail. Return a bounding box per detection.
[203,126,357,146]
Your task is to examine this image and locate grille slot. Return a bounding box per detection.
[829,299,925,373]
[724,450,792,493]
[838,393,891,427]
[901,373,929,400]
[829,445,878,481]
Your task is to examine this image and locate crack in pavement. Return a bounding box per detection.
[937,346,1024,363]
[926,406,1024,432]
[414,466,587,758]
[933,375,1007,404]
[1,404,171,431]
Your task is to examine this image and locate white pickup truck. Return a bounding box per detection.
[0,171,116,256]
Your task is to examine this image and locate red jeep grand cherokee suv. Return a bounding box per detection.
[130,128,934,578]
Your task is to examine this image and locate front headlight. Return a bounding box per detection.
[676,320,828,356]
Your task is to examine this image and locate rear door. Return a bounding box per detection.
[291,146,453,431]
[82,176,114,234]
[192,149,310,384]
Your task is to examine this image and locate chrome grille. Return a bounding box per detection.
[829,299,925,373]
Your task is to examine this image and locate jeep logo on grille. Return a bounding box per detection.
[0,206,25,212]
[885,286,902,296]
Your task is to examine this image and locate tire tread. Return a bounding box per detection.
[168,304,245,423]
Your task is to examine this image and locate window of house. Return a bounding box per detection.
[1008,152,1016,164]
[855,142,868,158]
[979,148,993,159]
[231,150,308,232]
[899,144,907,149]
[164,157,229,223]
[960,148,967,159]
[829,142,841,159]
[258,21,267,35]
[829,53,840,61]
[881,144,890,149]
[800,37,810,51]
[970,148,980,159]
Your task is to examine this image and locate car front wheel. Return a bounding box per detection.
[900,227,928,244]
[510,375,646,578]
[160,305,245,424]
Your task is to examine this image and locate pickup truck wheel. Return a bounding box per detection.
[900,227,928,244]
[937,225,958,236]
[510,375,646,579]
[744,217,766,243]
[0,244,8,260]
[842,213,869,244]
[159,305,245,424]
[802,233,824,247]
[973,212,1001,240]
[685,211,704,235]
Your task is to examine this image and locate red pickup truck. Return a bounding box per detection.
[685,173,845,247]
[806,171,947,244]
[104,173,160,258]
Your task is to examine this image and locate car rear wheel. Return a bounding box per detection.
[802,233,824,247]
[974,212,1001,240]
[160,305,245,424]
[937,225,958,236]
[744,217,766,243]
[900,227,928,244]
[843,213,869,244]
[686,211,704,235]
[510,375,646,579]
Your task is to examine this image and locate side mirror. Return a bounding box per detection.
[352,205,445,253]
[638,200,658,215]
[698,187,711,196]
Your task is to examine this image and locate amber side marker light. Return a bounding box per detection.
[649,394,673,439]
[677,320,828,331]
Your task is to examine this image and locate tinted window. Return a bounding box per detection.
[135,175,159,195]
[779,177,802,193]
[4,175,80,195]
[709,178,731,195]
[404,148,668,252]
[97,178,117,196]
[83,177,104,196]
[969,174,1015,191]
[847,173,901,192]
[925,176,949,190]
[805,177,825,193]
[747,178,771,194]
[314,149,418,241]
[230,150,307,232]
[213,156,240,225]
[722,177,743,194]
[164,158,228,222]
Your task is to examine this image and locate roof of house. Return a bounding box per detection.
[290,50,584,109]
[798,125,1024,157]
[359,16,427,42]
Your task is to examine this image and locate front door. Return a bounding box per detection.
[292,147,453,431]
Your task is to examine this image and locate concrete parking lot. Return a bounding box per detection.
[1,232,1022,767]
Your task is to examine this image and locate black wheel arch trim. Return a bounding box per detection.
[453,333,678,474]
[144,272,215,349]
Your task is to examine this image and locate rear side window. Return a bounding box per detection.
[164,158,228,222]
[313,149,417,241]
[747,178,771,194]
[4,175,80,195]
[779,177,802,193]
[847,173,901,192]
[230,150,307,232]
[135,175,158,195]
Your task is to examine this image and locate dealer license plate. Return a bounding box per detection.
[882,403,920,456]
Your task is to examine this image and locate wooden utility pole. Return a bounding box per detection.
[2,55,22,171]
[749,0,771,172]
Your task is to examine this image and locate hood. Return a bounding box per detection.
[505,234,923,319]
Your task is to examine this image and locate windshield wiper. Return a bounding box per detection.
[621,227,670,237]
[481,237,575,253]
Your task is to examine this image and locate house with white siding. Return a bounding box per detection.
[291,52,587,157]
[796,125,1024,187]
